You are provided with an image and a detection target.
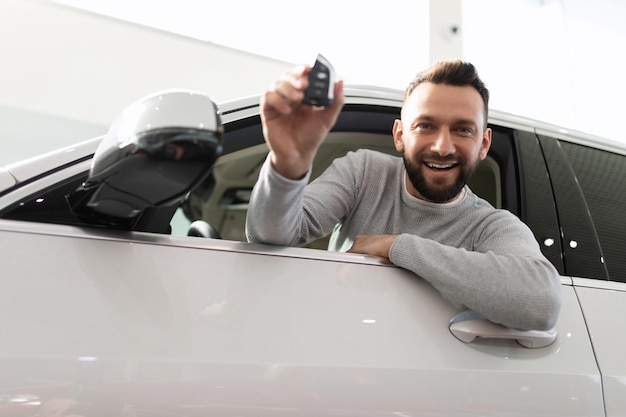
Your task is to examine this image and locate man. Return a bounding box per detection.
[246,60,561,331]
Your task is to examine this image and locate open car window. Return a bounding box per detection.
[178,129,509,249]
[0,101,519,247]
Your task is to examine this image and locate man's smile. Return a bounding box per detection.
[425,162,457,170]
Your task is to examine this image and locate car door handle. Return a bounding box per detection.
[449,310,558,348]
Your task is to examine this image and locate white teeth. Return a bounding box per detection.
[427,163,454,169]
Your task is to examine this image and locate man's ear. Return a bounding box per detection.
[392,119,404,153]
[479,127,492,160]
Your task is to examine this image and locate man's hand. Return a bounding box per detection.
[347,234,399,260]
[260,65,344,180]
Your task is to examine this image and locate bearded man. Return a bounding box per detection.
[245,60,561,331]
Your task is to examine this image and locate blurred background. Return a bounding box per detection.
[1,0,624,166]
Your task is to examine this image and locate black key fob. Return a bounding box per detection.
[302,53,335,106]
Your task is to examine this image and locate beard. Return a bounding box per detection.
[402,152,480,203]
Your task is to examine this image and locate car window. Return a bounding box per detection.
[515,131,564,274]
[0,171,89,226]
[558,140,626,282]
[181,118,518,249]
[538,135,610,280]
[0,105,521,249]
[486,126,519,215]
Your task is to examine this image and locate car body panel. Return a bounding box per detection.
[0,167,16,191]
[574,279,626,417]
[1,137,100,188]
[0,219,604,415]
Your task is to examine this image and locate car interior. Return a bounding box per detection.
[178,130,502,249]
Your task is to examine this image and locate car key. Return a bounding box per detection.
[302,53,335,107]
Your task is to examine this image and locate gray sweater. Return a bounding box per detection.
[246,149,561,330]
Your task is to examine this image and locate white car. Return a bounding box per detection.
[0,86,624,416]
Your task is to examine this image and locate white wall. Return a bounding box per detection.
[0,0,293,165]
[2,0,625,166]
[463,0,626,145]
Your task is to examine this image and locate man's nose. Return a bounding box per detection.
[430,129,456,156]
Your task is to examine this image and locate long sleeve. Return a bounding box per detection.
[245,153,358,246]
[389,212,561,331]
[246,150,405,247]
[245,155,311,246]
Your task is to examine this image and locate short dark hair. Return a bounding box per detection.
[404,60,490,125]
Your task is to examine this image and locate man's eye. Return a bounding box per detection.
[415,123,433,130]
[456,127,474,135]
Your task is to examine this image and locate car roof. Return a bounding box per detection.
[220,85,626,155]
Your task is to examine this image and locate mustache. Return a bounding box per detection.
[417,153,463,164]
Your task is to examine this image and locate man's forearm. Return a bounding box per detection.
[245,156,310,246]
[389,233,562,331]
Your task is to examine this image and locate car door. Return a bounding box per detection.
[0,218,601,416]
[539,130,626,417]
[0,91,606,416]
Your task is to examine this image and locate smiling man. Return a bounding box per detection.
[397,77,490,204]
[246,60,561,331]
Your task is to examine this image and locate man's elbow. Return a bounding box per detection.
[524,288,562,331]
[245,229,281,245]
[531,305,560,332]
[245,225,295,247]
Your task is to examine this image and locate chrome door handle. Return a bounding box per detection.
[449,310,558,348]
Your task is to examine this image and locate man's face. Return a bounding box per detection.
[392,82,492,203]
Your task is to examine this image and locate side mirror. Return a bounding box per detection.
[67,89,223,228]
